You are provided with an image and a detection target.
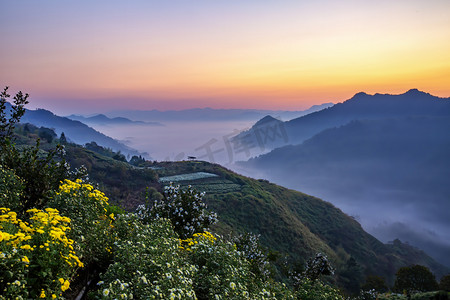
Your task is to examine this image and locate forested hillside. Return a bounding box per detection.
[12,123,449,291]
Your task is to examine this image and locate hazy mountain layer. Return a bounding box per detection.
[67,114,163,126]
[4,102,149,159]
[240,116,450,267]
[105,103,333,122]
[233,89,450,153]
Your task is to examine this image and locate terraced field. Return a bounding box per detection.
[159,172,241,194]
[188,178,242,194]
[159,172,218,183]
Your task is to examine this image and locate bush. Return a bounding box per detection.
[0,165,24,212]
[97,214,295,300]
[294,278,344,300]
[1,139,70,214]
[47,179,115,267]
[0,207,82,299]
[231,232,271,280]
[137,183,217,238]
[97,214,197,299]
[181,231,295,300]
[291,252,335,285]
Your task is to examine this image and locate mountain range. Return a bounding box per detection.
[233,89,450,153]
[67,114,163,126]
[236,89,450,267]
[4,102,149,159]
[104,103,334,122]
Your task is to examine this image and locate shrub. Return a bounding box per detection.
[97,214,295,300]
[290,253,343,300]
[0,207,82,299]
[136,183,217,238]
[0,164,24,212]
[97,214,197,299]
[294,278,344,300]
[47,179,115,267]
[292,252,335,284]
[184,231,255,299]
[181,231,294,300]
[231,232,271,280]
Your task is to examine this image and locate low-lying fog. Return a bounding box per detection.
[93,121,262,165]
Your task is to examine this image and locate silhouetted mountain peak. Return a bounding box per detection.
[353,91,369,98]
[94,114,109,119]
[404,88,429,97]
[345,92,371,103]
[254,115,280,126]
[347,89,437,104]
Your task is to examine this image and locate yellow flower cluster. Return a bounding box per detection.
[59,277,70,292]
[0,208,32,246]
[179,231,216,251]
[57,179,109,204]
[0,207,83,268]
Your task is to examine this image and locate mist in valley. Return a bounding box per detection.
[91,120,259,165]
[238,116,450,267]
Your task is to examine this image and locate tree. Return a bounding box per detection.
[112,150,126,162]
[1,87,70,215]
[0,86,28,143]
[393,265,439,293]
[38,126,57,143]
[339,256,365,295]
[362,275,388,293]
[129,155,145,166]
[60,132,67,144]
[440,274,450,292]
[291,252,335,288]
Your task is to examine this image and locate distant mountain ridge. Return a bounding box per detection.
[4,102,149,159]
[233,89,450,153]
[105,103,334,122]
[67,114,163,126]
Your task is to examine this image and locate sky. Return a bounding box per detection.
[1,0,450,115]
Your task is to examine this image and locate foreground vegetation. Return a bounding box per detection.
[2,87,450,299]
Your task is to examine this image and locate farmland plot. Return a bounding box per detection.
[160,173,242,194]
[159,172,218,183]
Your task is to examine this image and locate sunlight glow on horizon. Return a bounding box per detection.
[1,0,449,114]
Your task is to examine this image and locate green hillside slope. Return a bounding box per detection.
[13,126,450,291]
[152,161,449,286]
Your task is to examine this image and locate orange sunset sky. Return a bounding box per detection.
[1,0,450,115]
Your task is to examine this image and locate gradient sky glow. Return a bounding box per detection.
[1,0,450,114]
